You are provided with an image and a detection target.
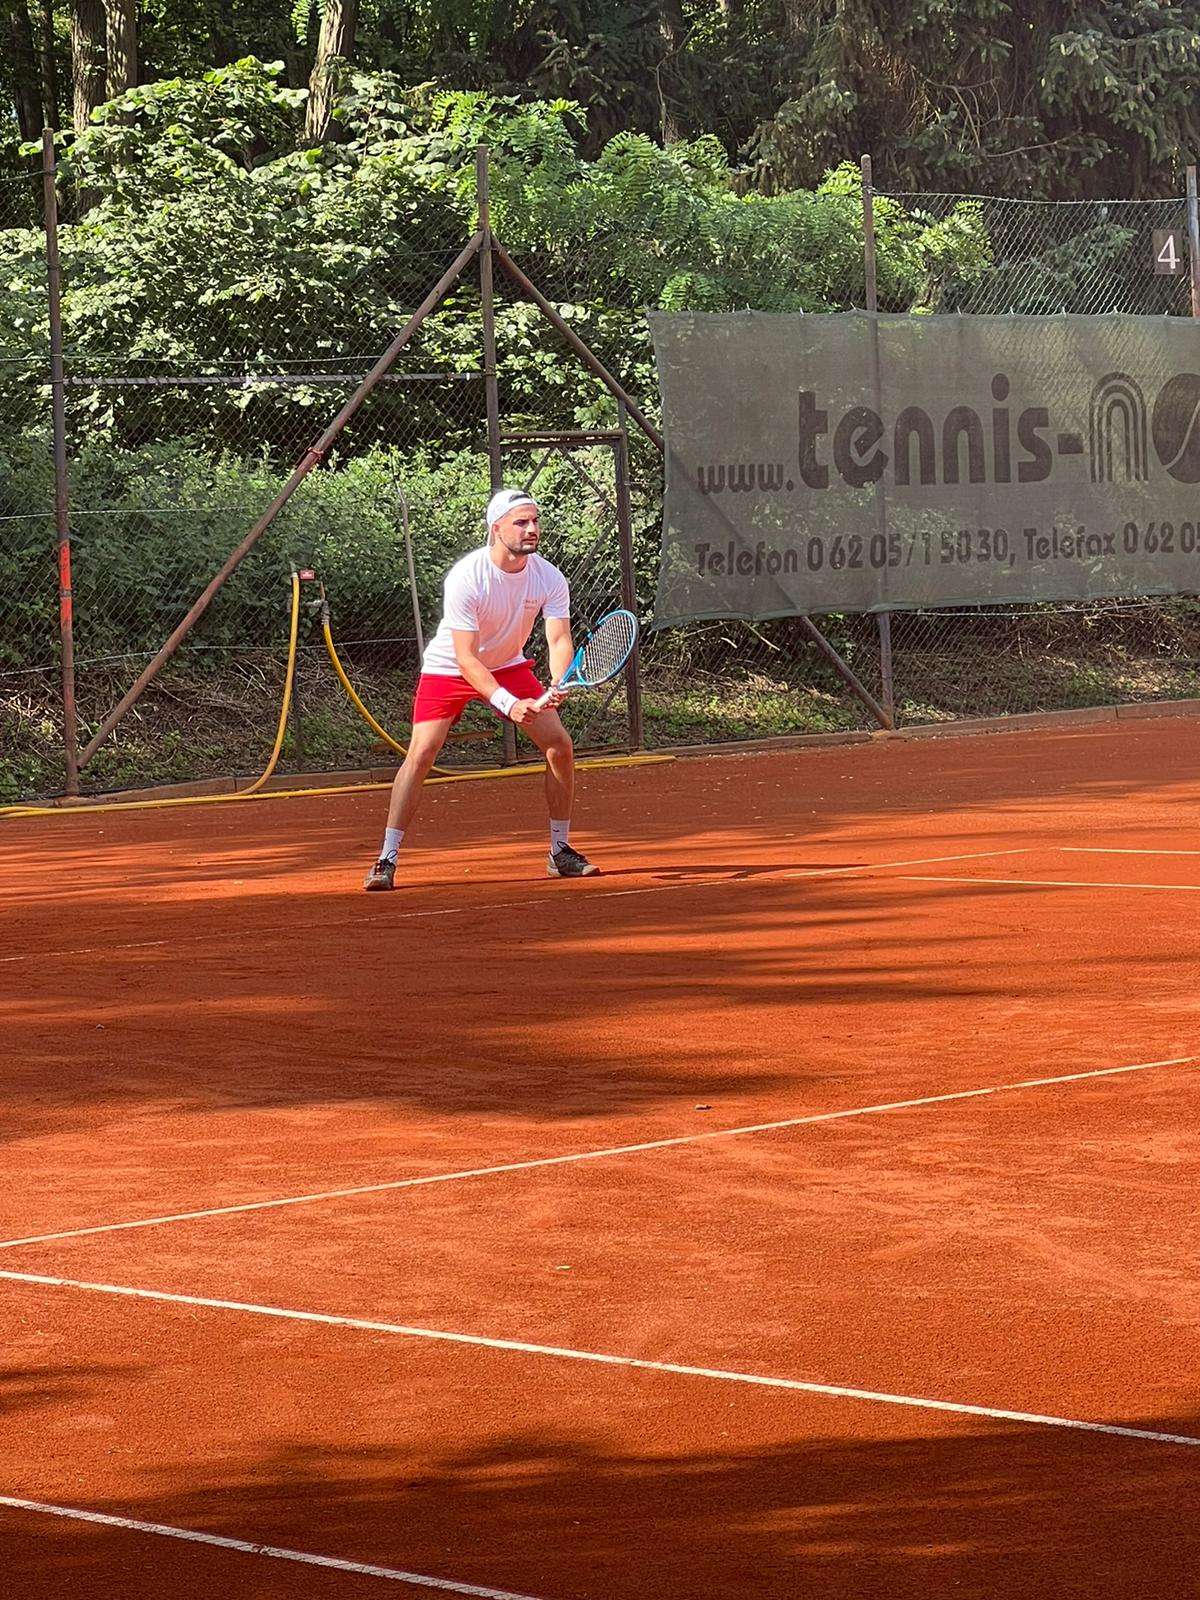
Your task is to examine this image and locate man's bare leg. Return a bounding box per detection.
[365,718,453,890]
[524,706,574,819]
[385,718,454,831]
[524,709,597,876]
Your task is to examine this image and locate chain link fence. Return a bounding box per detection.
[62,363,498,793]
[879,192,1192,317]
[863,190,1200,730]
[889,598,1200,725]
[0,163,58,802]
[6,165,1200,802]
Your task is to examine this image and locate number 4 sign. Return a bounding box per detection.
[1153,229,1185,275]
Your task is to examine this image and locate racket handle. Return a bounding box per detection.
[533,683,566,711]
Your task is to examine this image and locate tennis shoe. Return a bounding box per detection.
[364,856,397,891]
[547,843,599,878]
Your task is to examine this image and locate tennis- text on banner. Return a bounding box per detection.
[650,310,1200,622]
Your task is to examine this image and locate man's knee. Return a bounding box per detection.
[404,728,446,775]
[544,728,574,764]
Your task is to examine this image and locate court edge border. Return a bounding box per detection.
[8,695,1200,815]
[4,1267,1199,1450]
[0,1495,546,1600]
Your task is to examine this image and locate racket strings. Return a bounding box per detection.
[578,610,638,686]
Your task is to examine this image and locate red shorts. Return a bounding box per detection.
[411,659,545,725]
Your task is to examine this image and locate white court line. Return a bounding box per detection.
[0,847,1031,966]
[0,1053,1190,1252]
[0,1495,544,1598]
[895,873,1200,894]
[0,939,168,966]
[2,1268,1197,1448]
[1062,847,1200,857]
[779,846,1033,878]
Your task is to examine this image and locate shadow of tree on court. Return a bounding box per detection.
[2,852,1196,1172]
[5,1408,1200,1599]
[0,1364,141,1418]
[4,719,1200,1160]
[0,871,1047,1145]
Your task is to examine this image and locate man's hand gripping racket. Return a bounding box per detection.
[534,609,639,710]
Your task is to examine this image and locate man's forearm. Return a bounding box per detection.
[454,649,502,699]
[548,640,574,684]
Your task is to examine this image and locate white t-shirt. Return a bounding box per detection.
[421,546,571,676]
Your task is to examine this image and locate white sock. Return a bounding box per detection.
[380,827,405,862]
[549,819,570,854]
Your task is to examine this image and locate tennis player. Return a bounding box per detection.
[364,488,599,890]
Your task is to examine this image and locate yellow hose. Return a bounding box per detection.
[0,571,302,818]
[318,597,452,776]
[235,569,301,798]
[1,574,672,818]
[1,753,673,818]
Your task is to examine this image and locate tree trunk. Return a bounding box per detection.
[656,0,687,144]
[305,0,358,143]
[7,1,43,143]
[70,0,106,134]
[781,0,810,36]
[35,0,59,129]
[103,0,136,98]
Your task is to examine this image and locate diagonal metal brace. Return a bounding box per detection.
[79,233,485,769]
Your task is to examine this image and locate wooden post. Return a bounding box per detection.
[43,129,79,795]
[396,480,425,659]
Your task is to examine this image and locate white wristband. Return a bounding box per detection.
[489,687,518,719]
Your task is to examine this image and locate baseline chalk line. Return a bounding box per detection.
[1,1270,1197,1448]
[0,1495,544,1598]
[0,1053,1190,1251]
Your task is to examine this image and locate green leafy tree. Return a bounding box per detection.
[5,66,983,453]
[7,3,1200,200]
[741,1,1200,198]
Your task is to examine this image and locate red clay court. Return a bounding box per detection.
[3,719,1199,1599]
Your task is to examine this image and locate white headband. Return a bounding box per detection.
[486,489,539,530]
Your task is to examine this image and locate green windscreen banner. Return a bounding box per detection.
[650,310,1200,622]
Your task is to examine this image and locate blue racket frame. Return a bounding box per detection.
[534,608,639,709]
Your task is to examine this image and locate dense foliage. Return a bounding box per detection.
[1,63,988,442]
[0,64,987,701]
[4,5,1200,797]
[5,3,1200,200]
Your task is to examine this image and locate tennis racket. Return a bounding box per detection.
[534,608,639,709]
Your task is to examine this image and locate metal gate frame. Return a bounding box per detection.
[500,419,644,754]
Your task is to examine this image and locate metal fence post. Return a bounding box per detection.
[477,143,517,766]
[1187,165,1200,319]
[615,401,644,749]
[43,128,79,795]
[477,144,503,490]
[862,153,896,727]
[861,153,878,313]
